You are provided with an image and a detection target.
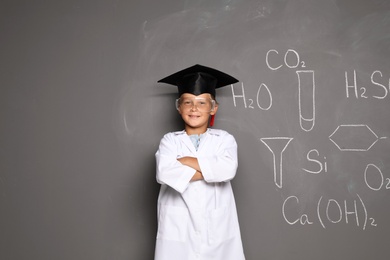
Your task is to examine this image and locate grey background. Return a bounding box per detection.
[1,0,390,259]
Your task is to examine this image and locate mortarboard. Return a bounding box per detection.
[157,64,239,98]
[157,64,239,126]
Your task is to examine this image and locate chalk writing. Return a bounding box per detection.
[234,49,317,131]
[329,124,387,151]
[302,149,328,174]
[234,49,389,230]
[297,70,316,132]
[345,70,390,99]
[260,137,293,188]
[364,163,390,191]
[282,194,375,230]
[282,196,314,225]
[256,83,272,110]
[231,83,248,108]
[266,49,306,70]
[230,82,272,110]
[317,194,370,230]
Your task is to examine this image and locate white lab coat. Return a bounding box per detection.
[154,129,245,260]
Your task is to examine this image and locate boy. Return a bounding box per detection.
[155,64,245,260]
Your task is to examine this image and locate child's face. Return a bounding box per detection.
[177,93,218,133]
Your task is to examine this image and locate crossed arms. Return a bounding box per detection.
[176,157,203,182]
[155,132,238,193]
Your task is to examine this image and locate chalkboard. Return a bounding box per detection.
[1,0,389,259]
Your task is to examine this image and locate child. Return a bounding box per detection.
[155,64,245,260]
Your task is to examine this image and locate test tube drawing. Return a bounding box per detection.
[297,70,316,132]
[260,137,293,188]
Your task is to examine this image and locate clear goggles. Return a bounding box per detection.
[175,97,216,112]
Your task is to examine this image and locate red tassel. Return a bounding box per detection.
[209,115,215,127]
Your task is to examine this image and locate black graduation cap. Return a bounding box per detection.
[158,64,239,97]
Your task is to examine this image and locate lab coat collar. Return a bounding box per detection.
[173,129,220,153]
[173,128,221,136]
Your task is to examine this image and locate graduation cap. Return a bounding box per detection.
[158,64,239,127]
[157,64,239,98]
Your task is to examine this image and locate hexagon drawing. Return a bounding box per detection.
[329,124,384,151]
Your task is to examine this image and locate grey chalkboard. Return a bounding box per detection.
[1,0,389,259]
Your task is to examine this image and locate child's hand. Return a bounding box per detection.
[177,157,203,181]
[177,157,200,172]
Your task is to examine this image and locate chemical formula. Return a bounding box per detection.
[229,49,389,230]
